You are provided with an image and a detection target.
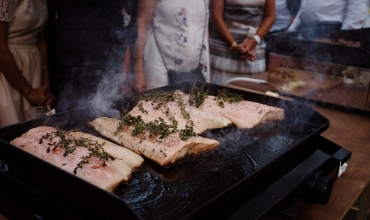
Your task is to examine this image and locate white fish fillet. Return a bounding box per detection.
[69,132,144,169]
[173,90,284,129]
[198,95,285,129]
[11,126,144,192]
[129,100,232,134]
[88,117,220,166]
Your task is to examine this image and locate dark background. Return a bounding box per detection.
[45,0,139,111]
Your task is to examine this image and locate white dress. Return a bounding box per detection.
[0,0,47,126]
[143,0,211,89]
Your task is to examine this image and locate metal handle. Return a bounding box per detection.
[224,77,267,85]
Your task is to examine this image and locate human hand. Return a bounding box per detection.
[43,90,55,106]
[236,39,257,61]
[25,87,55,106]
[241,50,257,61]
[40,85,56,105]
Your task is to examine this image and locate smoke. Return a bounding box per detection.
[87,73,124,118]
[53,1,139,119]
[56,58,137,120]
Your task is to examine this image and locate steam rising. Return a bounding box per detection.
[56,65,135,119]
[54,1,139,119]
[88,73,124,118]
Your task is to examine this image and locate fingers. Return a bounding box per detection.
[234,46,244,54]
[235,39,257,61]
[39,92,54,106]
[236,46,249,56]
[236,41,247,49]
[25,88,45,106]
[240,53,254,61]
[45,93,56,101]
[247,50,257,61]
[42,98,53,106]
[236,46,256,61]
[26,87,55,106]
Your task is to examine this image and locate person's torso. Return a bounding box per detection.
[210,0,265,44]
[152,0,209,71]
[300,0,346,24]
[223,0,266,27]
[8,0,48,45]
[270,0,291,32]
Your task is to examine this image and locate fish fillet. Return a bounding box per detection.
[129,100,232,134]
[69,132,144,169]
[88,117,220,166]
[198,95,285,129]
[11,126,144,192]
[173,90,284,129]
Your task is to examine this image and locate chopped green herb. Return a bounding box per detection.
[39,129,116,175]
[174,94,194,127]
[118,114,193,141]
[215,89,243,108]
[189,83,208,108]
[135,90,175,110]
[219,101,225,108]
[119,90,197,141]
[137,102,149,114]
[179,125,196,141]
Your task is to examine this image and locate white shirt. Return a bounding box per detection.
[270,0,292,32]
[288,0,368,31]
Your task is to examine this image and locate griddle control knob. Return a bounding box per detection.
[304,171,333,205]
[0,161,8,172]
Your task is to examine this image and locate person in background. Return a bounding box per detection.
[269,0,301,33]
[265,0,301,69]
[209,0,275,85]
[288,0,368,32]
[363,0,370,28]
[0,0,55,126]
[134,0,210,92]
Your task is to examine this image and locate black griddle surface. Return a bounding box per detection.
[0,82,329,219]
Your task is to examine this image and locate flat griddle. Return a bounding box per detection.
[270,27,370,69]
[0,82,329,219]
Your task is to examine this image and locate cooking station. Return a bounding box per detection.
[267,27,370,112]
[0,82,351,220]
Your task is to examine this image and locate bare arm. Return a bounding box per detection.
[133,0,157,92]
[255,0,275,40]
[210,0,236,47]
[0,21,49,105]
[239,0,275,60]
[36,30,49,88]
[36,30,55,103]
